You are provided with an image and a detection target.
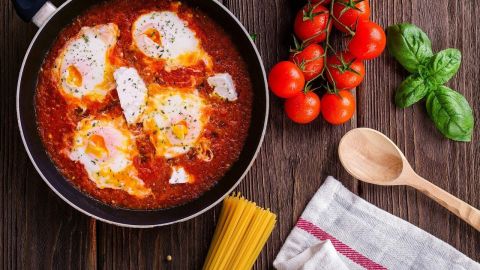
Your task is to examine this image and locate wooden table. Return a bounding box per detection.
[1,0,479,268]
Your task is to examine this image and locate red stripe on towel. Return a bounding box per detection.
[297,218,387,270]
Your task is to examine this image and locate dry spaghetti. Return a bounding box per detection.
[203,194,277,270]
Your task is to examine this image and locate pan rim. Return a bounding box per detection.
[16,0,269,228]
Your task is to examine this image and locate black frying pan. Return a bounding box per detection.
[15,0,268,227]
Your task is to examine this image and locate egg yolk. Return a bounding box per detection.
[172,121,188,140]
[85,134,109,158]
[144,28,162,46]
[99,169,146,190]
[66,65,83,87]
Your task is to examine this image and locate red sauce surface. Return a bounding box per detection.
[35,0,252,209]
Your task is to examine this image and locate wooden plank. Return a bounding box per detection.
[1,0,479,269]
[359,0,480,262]
[0,0,97,269]
[97,212,217,269]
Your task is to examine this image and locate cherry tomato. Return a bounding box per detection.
[321,90,356,125]
[294,3,331,43]
[326,52,365,90]
[290,44,325,81]
[332,0,370,33]
[348,21,386,60]
[285,92,321,124]
[268,61,305,98]
[311,0,331,4]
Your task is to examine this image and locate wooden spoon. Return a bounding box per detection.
[338,127,480,231]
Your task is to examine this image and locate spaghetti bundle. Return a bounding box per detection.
[203,194,277,270]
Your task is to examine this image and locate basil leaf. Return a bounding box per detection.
[387,23,433,73]
[420,48,461,87]
[426,86,474,142]
[395,74,430,108]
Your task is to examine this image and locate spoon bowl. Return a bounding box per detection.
[338,128,406,185]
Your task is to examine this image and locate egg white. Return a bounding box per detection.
[56,23,119,104]
[132,11,212,70]
[69,116,151,198]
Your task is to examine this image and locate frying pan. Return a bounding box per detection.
[15,0,268,227]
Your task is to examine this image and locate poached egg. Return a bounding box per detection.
[69,116,151,198]
[132,11,212,70]
[55,23,119,104]
[142,86,209,159]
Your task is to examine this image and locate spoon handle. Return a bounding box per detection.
[407,175,480,231]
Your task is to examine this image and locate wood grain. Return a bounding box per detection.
[0,0,96,269]
[0,0,478,269]
[360,0,480,261]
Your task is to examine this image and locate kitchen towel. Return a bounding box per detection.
[273,176,480,270]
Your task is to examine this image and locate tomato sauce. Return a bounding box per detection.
[35,0,253,209]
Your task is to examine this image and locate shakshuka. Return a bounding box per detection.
[35,0,253,209]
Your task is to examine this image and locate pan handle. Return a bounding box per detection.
[12,0,57,27]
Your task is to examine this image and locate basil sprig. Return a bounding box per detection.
[387,23,474,142]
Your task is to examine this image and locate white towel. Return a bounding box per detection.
[273,176,480,270]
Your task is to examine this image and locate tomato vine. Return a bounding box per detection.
[268,0,385,124]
